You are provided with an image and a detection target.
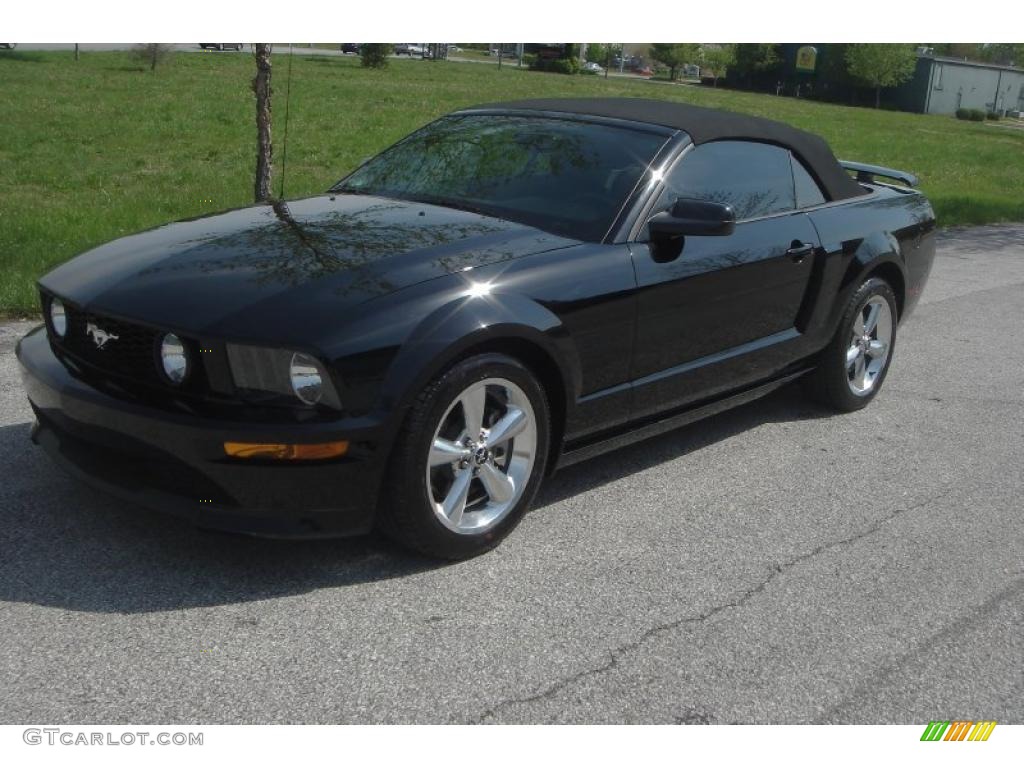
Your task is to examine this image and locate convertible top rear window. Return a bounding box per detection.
[334,115,667,241]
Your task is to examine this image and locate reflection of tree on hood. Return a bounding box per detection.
[138,200,507,298]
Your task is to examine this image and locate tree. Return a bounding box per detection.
[732,44,781,80]
[252,44,273,202]
[649,43,698,81]
[930,43,985,61]
[360,44,391,69]
[132,43,174,72]
[979,43,1024,66]
[585,43,621,66]
[699,44,735,86]
[845,44,918,108]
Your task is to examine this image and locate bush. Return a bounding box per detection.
[955,108,987,122]
[360,44,391,69]
[132,43,174,72]
[986,110,1001,121]
[529,56,579,75]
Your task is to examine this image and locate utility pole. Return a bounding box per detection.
[517,43,523,68]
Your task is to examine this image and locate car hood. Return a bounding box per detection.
[40,194,576,345]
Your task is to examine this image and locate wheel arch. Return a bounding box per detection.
[832,231,908,332]
[377,293,581,471]
[442,335,569,476]
[864,261,906,320]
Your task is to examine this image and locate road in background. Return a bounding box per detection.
[1,226,1022,723]
[8,43,656,80]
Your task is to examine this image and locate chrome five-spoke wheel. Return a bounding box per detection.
[846,295,893,396]
[426,377,537,535]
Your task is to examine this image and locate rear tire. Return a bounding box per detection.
[379,353,550,560]
[804,277,897,412]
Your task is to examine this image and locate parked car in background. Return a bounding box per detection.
[395,43,428,57]
[582,61,605,74]
[199,43,243,51]
[340,43,360,54]
[18,98,935,560]
[0,43,16,49]
[448,45,462,53]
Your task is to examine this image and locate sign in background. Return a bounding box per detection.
[796,45,818,73]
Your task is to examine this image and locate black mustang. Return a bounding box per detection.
[17,98,936,559]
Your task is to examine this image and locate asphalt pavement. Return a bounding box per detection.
[1,225,1022,723]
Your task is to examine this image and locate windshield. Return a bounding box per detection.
[333,114,668,241]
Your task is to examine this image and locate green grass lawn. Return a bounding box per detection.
[2,49,1023,316]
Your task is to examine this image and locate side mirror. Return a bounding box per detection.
[648,198,736,239]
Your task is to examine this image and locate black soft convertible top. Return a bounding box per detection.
[468,97,865,202]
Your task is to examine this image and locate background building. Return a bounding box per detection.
[894,54,1024,115]
[726,44,1024,116]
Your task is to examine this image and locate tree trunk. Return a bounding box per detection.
[875,85,881,109]
[253,44,273,202]
[74,44,79,61]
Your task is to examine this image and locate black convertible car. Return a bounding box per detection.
[17,98,935,559]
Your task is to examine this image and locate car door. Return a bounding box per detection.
[629,140,822,420]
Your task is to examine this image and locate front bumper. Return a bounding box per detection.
[16,326,392,537]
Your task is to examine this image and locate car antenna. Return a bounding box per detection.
[279,43,295,200]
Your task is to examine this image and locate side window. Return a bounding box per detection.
[792,155,826,208]
[651,140,796,222]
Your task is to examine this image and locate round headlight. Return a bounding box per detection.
[290,352,323,405]
[50,298,67,338]
[160,333,189,384]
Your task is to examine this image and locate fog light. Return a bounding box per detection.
[290,352,323,405]
[50,298,67,338]
[223,441,349,460]
[160,333,189,384]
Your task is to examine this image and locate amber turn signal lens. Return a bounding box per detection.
[223,441,349,460]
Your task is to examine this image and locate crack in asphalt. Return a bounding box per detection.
[470,492,944,724]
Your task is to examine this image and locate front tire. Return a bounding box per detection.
[379,354,550,560]
[805,276,897,412]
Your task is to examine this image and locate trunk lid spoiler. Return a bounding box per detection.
[839,160,919,188]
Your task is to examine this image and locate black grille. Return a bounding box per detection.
[61,306,161,381]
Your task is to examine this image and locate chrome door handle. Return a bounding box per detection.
[787,242,814,262]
